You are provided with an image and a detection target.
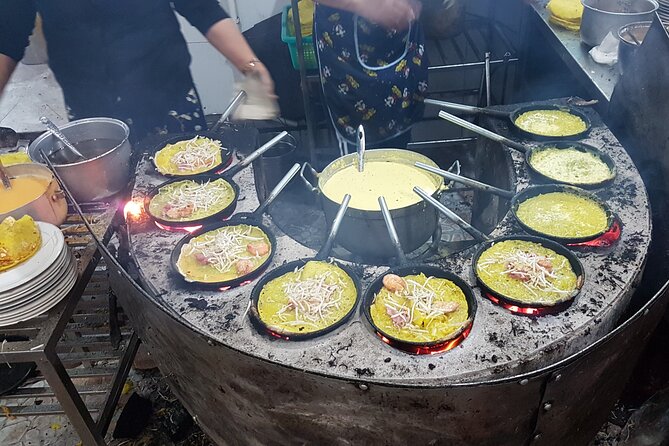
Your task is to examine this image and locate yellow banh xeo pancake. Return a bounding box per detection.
[321,161,440,210]
[148,178,235,222]
[529,148,613,185]
[0,216,42,272]
[515,192,609,239]
[257,261,357,335]
[177,225,271,283]
[475,240,579,305]
[370,273,469,343]
[0,152,32,167]
[514,110,587,137]
[154,136,224,176]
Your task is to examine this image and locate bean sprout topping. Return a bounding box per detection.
[169,136,222,172]
[155,179,233,220]
[383,276,462,335]
[183,226,267,275]
[477,249,570,297]
[276,265,347,327]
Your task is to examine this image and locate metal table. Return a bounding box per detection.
[0,203,140,446]
[526,0,619,104]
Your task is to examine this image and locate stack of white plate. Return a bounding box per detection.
[659,1,669,25]
[0,222,77,327]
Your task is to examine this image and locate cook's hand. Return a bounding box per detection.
[353,0,422,30]
[246,60,277,99]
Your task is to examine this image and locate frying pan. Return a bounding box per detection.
[152,131,233,177]
[425,99,592,140]
[249,194,363,341]
[415,163,618,245]
[147,132,289,229]
[415,187,585,312]
[170,163,300,290]
[362,196,477,353]
[436,110,616,189]
[144,174,240,229]
[153,131,289,178]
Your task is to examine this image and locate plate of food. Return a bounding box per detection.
[0,218,65,293]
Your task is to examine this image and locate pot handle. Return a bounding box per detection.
[299,162,319,194]
[51,190,66,202]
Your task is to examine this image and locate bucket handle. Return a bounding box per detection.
[300,162,320,194]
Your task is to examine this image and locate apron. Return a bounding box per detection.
[314,5,428,155]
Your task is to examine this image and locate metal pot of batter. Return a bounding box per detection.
[0,163,67,226]
[300,149,446,260]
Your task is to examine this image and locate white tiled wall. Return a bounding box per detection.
[176,0,290,114]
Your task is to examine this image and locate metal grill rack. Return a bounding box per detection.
[0,203,139,446]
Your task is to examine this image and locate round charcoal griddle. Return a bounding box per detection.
[362,197,476,353]
[145,174,240,229]
[249,195,362,341]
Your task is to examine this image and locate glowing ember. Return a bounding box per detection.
[154,221,202,233]
[124,200,144,221]
[485,293,570,316]
[376,323,472,355]
[568,219,622,248]
[219,280,253,292]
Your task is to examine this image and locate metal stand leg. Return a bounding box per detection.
[96,332,141,435]
[39,352,106,446]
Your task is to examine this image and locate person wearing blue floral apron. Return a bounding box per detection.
[314,2,428,154]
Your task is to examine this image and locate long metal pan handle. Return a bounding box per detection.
[378,196,408,265]
[299,162,319,194]
[316,194,351,261]
[254,163,301,217]
[226,130,289,177]
[357,125,366,172]
[415,162,515,199]
[424,99,508,117]
[438,110,528,154]
[414,187,489,242]
[210,90,247,132]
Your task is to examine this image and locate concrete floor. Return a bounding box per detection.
[0,62,67,134]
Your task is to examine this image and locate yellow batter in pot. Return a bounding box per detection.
[321,161,439,210]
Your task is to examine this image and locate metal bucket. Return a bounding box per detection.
[581,0,659,47]
[28,117,132,202]
[253,133,299,203]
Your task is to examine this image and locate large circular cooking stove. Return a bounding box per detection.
[127,109,650,387]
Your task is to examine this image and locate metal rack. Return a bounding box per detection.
[0,203,140,446]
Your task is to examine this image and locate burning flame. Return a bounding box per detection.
[376,323,472,355]
[485,293,567,316]
[154,221,202,233]
[124,200,144,222]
